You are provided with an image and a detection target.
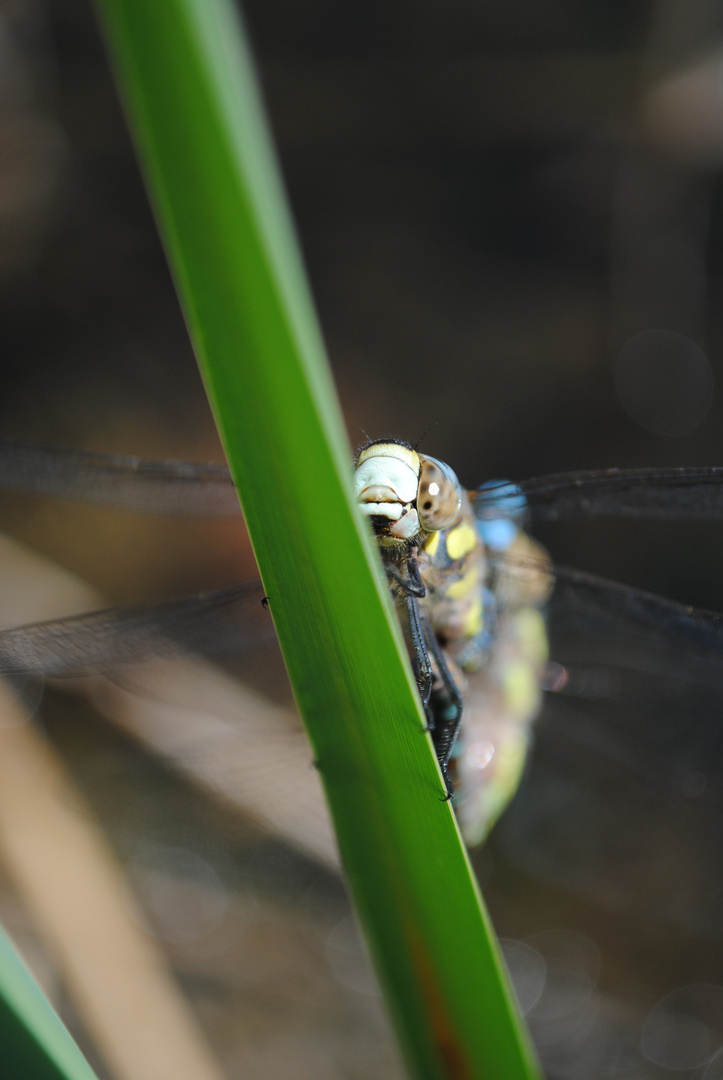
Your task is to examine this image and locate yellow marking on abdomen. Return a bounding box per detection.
[463,599,483,638]
[513,608,549,666]
[445,564,479,600]
[502,660,540,717]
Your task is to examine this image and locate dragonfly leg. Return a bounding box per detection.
[402,594,433,712]
[386,554,426,598]
[388,555,460,796]
[420,613,463,801]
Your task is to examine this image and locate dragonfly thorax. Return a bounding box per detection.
[354,441,463,548]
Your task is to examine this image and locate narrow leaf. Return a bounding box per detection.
[93,1,541,1076]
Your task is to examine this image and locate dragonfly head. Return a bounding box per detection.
[354,441,462,547]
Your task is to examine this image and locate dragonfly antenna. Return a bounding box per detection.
[413,421,439,450]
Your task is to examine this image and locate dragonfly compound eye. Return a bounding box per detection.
[417,455,462,532]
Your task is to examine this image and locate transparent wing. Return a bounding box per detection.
[8,440,723,524]
[1,536,722,941]
[0,580,275,676]
[487,662,723,1075]
[491,546,723,817]
[486,547,723,951]
[475,466,723,522]
[494,551,723,663]
[1,537,720,706]
[495,647,723,937]
[0,439,240,517]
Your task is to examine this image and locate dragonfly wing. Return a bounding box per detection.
[0,581,276,676]
[474,466,723,523]
[485,546,723,940]
[0,440,241,517]
[0,534,329,867]
[487,544,723,933]
[76,655,337,869]
[495,552,723,676]
[493,662,723,939]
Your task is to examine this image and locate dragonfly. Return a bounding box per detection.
[5,437,723,1073]
[3,436,723,841]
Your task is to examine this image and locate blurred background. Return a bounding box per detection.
[0,0,723,1077]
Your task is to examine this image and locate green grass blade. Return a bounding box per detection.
[0,925,99,1080]
[92,1,542,1076]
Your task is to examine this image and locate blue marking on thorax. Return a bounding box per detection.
[473,480,527,551]
[478,517,517,551]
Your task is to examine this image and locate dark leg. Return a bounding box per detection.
[386,556,426,598]
[401,593,433,709]
[387,553,460,797]
[420,614,463,800]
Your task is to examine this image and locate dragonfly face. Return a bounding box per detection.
[354,440,462,546]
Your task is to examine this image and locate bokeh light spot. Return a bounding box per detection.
[615,329,713,436]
